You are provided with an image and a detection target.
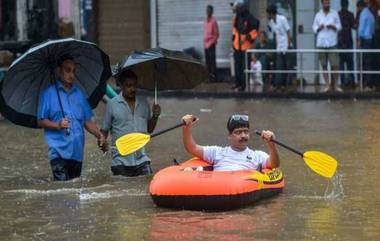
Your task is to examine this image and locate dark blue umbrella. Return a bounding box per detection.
[114,47,208,103]
[0,38,112,128]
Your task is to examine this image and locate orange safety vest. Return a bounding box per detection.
[232,16,258,51]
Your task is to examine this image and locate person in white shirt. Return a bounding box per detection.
[312,0,342,92]
[250,54,263,85]
[181,114,280,172]
[267,4,292,91]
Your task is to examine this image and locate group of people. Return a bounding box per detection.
[203,1,293,92]
[203,1,260,91]
[38,55,161,181]
[313,0,380,92]
[38,55,279,181]
[204,0,380,93]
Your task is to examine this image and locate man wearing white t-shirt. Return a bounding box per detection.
[181,114,280,171]
[267,4,292,91]
[312,0,342,92]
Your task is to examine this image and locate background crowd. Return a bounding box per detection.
[204,0,380,93]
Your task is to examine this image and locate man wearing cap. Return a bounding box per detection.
[101,69,161,177]
[181,114,279,171]
[37,55,107,181]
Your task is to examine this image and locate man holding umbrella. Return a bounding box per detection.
[102,47,205,176]
[38,55,107,181]
[0,38,112,181]
[101,69,161,177]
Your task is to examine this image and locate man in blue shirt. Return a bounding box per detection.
[37,55,107,181]
[358,0,375,88]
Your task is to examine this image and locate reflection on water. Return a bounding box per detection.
[0,98,380,240]
[148,197,287,241]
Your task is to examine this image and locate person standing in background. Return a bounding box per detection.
[338,0,356,89]
[231,0,259,92]
[204,5,219,82]
[249,54,263,86]
[267,4,292,92]
[371,0,380,90]
[358,0,375,89]
[312,0,342,92]
[253,31,275,90]
[356,0,366,25]
[356,0,366,87]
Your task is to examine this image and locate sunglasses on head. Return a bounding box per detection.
[230,114,249,123]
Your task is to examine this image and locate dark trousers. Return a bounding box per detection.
[360,38,373,87]
[233,50,246,90]
[111,162,153,177]
[205,44,217,82]
[339,52,354,87]
[50,158,82,181]
[274,53,290,87]
[372,52,380,88]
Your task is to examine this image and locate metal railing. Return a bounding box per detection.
[245,48,380,91]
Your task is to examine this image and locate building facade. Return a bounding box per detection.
[1,0,356,83]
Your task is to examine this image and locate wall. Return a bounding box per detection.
[154,0,233,68]
[96,0,150,65]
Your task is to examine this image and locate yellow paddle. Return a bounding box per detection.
[116,121,187,156]
[255,130,338,178]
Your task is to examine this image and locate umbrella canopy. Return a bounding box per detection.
[114,47,208,92]
[0,38,112,128]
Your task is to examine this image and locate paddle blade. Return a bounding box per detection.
[303,151,338,178]
[116,133,151,156]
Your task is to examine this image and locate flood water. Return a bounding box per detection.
[0,97,379,241]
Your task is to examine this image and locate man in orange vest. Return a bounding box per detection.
[231,0,259,91]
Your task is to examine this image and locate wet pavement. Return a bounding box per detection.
[153,81,380,99]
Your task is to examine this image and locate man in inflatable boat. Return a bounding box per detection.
[181,114,279,171]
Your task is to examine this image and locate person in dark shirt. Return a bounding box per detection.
[253,31,275,90]
[371,0,380,90]
[338,0,356,88]
[231,0,259,92]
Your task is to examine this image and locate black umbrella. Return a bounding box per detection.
[0,38,112,128]
[114,47,208,103]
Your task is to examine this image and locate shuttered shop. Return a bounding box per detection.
[156,0,233,68]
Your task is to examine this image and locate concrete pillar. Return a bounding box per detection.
[16,0,27,40]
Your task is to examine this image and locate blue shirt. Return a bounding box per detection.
[37,81,93,162]
[359,7,375,40]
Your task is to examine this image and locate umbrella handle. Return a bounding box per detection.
[155,79,157,104]
[53,78,70,135]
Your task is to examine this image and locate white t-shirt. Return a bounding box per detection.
[203,146,269,171]
[250,60,262,78]
[312,9,342,48]
[268,14,290,51]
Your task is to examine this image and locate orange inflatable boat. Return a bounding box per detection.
[149,158,285,211]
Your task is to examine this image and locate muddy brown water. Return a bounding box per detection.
[0,98,379,240]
